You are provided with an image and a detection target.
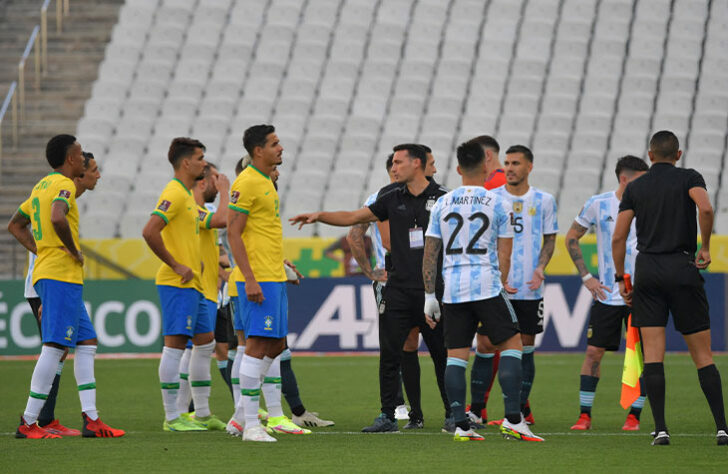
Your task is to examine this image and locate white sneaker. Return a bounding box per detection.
[453,426,484,441]
[243,424,277,442]
[293,410,335,427]
[500,417,544,442]
[466,410,485,428]
[394,405,410,420]
[226,418,244,437]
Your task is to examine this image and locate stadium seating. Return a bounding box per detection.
[76,0,728,238]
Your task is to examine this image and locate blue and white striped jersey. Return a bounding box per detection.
[364,191,386,271]
[24,251,38,298]
[425,186,513,304]
[575,191,638,306]
[491,186,558,300]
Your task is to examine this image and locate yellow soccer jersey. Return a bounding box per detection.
[152,179,202,291]
[228,165,286,283]
[228,270,238,297]
[197,205,219,302]
[18,172,83,285]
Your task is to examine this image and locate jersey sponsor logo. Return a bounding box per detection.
[58,189,71,199]
[513,201,523,213]
[605,216,614,222]
[64,326,74,342]
[157,200,171,212]
[425,198,436,211]
[231,191,240,204]
[264,315,274,330]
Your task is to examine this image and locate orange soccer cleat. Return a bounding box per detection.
[570,413,592,430]
[82,413,126,438]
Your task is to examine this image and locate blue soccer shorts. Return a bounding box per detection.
[235,281,288,339]
[157,286,214,337]
[34,279,96,347]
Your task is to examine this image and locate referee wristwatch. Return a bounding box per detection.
[614,274,625,283]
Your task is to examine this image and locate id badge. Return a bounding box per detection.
[409,227,424,249]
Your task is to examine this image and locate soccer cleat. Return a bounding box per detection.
[82,413,125,438]
[258,408,269,423]
[454,426,485,441]
[717,430,728,446]
[487,418,504,426]
[466,410,485,429]
[403,418,424,429]
[243,425,277,442]
[16,417,61,439]
[622,414,640,431]
[524,412,535,425]
[570,413,591,430]
[441,416,456,434]
[500,418,544,442]
[193,414,226,431]
[163,417,207,432]
[652,430,670,446]
[226,418,244,437]
[42,419,80,436]
[292,410,335,427]
[267,415,311,434]
[394,404,410,420]
[362,414,398,433]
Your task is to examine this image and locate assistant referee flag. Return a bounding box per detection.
[620,275,642,409]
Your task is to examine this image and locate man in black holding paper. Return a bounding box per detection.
[612,130,728,446]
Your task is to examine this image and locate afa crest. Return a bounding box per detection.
[264,315,274,330]
[65,326,74,341]
[587,326,593,339]
[425,198,436,211]
[513,201,523,213]
[529,207,537,216]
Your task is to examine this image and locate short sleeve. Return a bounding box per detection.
[18,197,31,219]
[368,193,389,222]
[424,198,443,239]
[543,193,558,234]
[51,179,76,210]
[619,183,635,213]
[687,169,706,190]
[496,198,514,238]
[152,187,179,224]
[198,206,213,229]
[228,177,252,214]
[574,196,597,229]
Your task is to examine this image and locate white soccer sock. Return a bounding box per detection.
[240,355,264,427]
[176,348,192,415]
[24,345,64,424]
[74,345,98,420]
[159,346,184,421]
[231,347,244,408]
[262,355,283,418]
[189,341,215,418]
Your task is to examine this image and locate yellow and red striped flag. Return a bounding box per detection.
[620,274,642,409]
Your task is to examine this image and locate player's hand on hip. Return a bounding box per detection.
[246,280,265,304]
[584,276,610,301]
[695,248,711,269]
[527,267,545,290]
[503,281,518,294]
[174,263,194,284]
[618,280,632,306]
[424,292,441,324]
[289,212,320,229]
[62,247,84,266]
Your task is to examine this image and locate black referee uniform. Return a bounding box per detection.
[619,159,727,443]
[368,179,449,423]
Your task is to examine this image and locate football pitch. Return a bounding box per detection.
[1,353,727,473]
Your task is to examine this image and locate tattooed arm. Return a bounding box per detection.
[527,233,556,290]
[566,221,610,300]
[423,236,442,294]
[346,223,386,282]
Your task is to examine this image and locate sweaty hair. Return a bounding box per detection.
[243,124,275,156]
[82,151,94,169]
[385,153,394,172]
[168,137,205,168]
[505,144,533,163]
[456,140,486,173]
[615,155,648,179]
[649,130,679,161]
[469,135,500,154]
[392,143,427,170]
[46,134,77,168]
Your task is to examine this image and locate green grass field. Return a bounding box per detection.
[1,353,727,473]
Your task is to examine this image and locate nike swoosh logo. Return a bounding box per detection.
[264,191,270,195]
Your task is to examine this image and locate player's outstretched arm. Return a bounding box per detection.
[142,214,193,283]
[7,210,36,254]
[611,209,634,304]
[227,209,263,303]
[689,186,713,269]
[347,224,386,282]
[209,174,230,228]
[50,200,83,265]
[528,233,556,290]
[289,207,377,229]
[566,222,610,300]
[497,237,517,294]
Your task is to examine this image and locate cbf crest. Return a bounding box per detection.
[264,315,274,331]
[64,326,74,342]
[186,315,192,331]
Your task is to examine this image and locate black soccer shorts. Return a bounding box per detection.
[444,293,520,348]
[509,298,544,335]
[586,301,630,351]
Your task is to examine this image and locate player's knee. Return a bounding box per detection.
[585,345,605,364]
[497,334,523,352]
[476,334,496,353]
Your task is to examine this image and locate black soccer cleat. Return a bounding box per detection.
[361,414,398,433]
[651,430,670,446]
[717,430,728,446]
[403,418,424,430]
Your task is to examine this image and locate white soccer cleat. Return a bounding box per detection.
[292,410,335,427]
[243,425,277,442]
[394,405,410,420]
[453,426,485,441]
[226,418,244,437]
[500,417,544,442]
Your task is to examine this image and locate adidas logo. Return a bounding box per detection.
[606,216,614,222]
